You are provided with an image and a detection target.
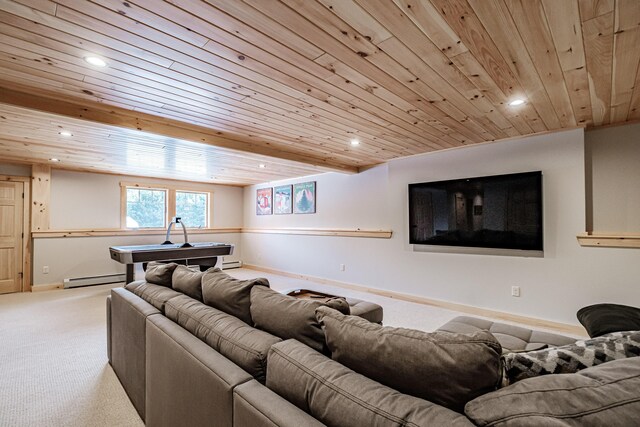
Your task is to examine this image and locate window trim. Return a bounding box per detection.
[120,182,212,229]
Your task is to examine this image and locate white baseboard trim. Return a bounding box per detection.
[243,264,587,337]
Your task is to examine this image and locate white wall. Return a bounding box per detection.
[34,170,244,286]
[242,128,640,325]
[244,164,390,229]
[586,122,640,232]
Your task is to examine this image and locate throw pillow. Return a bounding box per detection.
[465,357,640,426]
[503,330,640,384]
[316,306,503,413]
[171,265,205,301]
[201,269,270,324]
[250,286,349,354]
[144,261,179,287]
[577,303,640,337]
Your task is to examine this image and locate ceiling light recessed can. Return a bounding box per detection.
[49,158,60,162]
[59,130,73,137]
[258,164,266,168]
[84,56,107,67]
[350,138,360,146]
[509,99,525,106]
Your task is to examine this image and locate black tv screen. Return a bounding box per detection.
[409,171,543,251]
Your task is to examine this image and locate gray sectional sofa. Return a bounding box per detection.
[107,265,640,426]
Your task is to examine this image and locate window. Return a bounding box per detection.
[126,188,166,228]
[176,191,208,228]
[121,183,210,229]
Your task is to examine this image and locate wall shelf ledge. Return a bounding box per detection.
[577,233,640,249]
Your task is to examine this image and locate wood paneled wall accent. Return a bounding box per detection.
[0,0,638,186]
[30,164,50,232]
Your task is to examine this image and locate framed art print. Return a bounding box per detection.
[256,187,273,215]
[274,185,293,214]
[293,181,316,214]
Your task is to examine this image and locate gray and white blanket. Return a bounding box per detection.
[503,330,640,385]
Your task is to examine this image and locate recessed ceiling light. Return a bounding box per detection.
[59,130,73,137]
[258,164,266,168]
[508,99,525,106]
[49,158,60,162]
[84,56,107,67]
[350,138,360,146]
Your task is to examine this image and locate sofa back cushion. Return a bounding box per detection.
[316,306,502,413]
[250,286,349,354]
[465,356,640,426]
[267,339,474,427]
[172,265,205,301]
[144,261,179,287]
[165,295,281,382]
[202,269,269,324]
[125,281,182,313]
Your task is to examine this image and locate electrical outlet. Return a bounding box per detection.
[511,286,521,297]
[339,264,345,271]
[42,266,49,274]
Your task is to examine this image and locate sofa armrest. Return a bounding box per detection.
[233,380,325,427]
[106,295,111,363]
[146,315,253,427]
[110,287,161,421]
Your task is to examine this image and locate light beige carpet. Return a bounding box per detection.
[0,284,143,427]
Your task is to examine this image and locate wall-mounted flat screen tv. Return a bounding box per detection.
[409,171,543,251]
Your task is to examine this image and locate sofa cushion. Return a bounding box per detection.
[144,261,179,287]
[345,297,384,324]
[125,281,182,313]
[577,303,640,338]
[250,286,349,354]
[165,295,281,382]
[172,265,205,301]
[202,269,269,324]
[317,306,502,413]
[503,330,640,384]
[438,315,576,352]
[465,356,640,426]
[267,339,474,427]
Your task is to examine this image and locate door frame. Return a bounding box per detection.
[0,175,31,292]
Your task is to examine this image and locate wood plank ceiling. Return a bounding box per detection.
[0,0,638,185]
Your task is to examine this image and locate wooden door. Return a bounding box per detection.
[0,181,24,294]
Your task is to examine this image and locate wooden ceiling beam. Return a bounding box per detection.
[0,86,358,174]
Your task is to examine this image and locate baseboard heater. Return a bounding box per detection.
[63,260,242,288]
[63,273,126,289]
[222,260,242,269]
